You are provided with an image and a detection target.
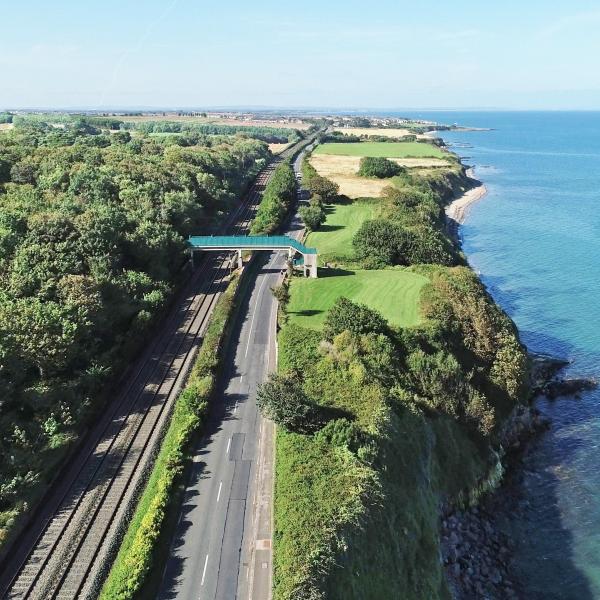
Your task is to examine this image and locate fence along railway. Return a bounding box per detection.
[0,137,313,600]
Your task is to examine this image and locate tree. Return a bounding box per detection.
[306,175,339,201]
[299,204,325,232]
[309,193,324,208]
[0,118,276,530]
[357,156,404,178]
[250,161,296,234]
[323,297,387,341]
[0,296,80,377]
[256,373,319,433]
[352,219,408,267]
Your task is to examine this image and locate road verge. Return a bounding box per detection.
[99,269,246,599]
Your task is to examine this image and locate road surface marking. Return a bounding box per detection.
[244,254,278,358]
[201,554,209,586]
[226,437,231,454]
[217,481,223,502]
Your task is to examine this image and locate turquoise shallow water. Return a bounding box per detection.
[398,111,600,599]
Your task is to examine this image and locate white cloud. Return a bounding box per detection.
[535,9,600,40]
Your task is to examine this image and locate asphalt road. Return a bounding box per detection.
[158,152,309,600]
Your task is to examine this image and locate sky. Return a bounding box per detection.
[2,0,600,110]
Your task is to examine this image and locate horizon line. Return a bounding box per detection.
[3,105,600,114]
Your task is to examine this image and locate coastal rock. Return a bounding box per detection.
[529,352,569,388]
[441,502,520,600]
[528,351,596,400]
[543,378,597,400]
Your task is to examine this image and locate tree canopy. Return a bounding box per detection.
[0,117,271,533]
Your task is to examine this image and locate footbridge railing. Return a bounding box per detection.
[188,235,318,277]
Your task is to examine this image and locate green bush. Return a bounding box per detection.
[299,204,326,231]
[250,160,296,234]
[357,156,404,179]
[257,372,322,433]
[352,218,408,267]
[99,272,242,600]
[0,122,271,544]
[323,297,387,341]
[305,174,339,202]
[274,262,528,598]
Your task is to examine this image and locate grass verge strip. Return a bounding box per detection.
[99,271,242,600]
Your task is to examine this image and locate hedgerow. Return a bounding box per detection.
[250,160,297,234]
[99,272,242,600]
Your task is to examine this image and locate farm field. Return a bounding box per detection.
[119,114,310,129]
[308,150,450,199]
[333,127,429,139]
[314,141,446,158]
[306,200,378,261]
[308,155,391,198]
[287,269,428,330]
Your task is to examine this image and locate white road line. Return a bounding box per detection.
[226,437,231,454]
[244,253,278,358]
[201,554,209,586]
[217,481,223,502]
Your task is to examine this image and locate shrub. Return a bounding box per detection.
[271,280,290,308]
[357,156,404,179]
[306,175,339,202]
[323,297,387,341]
[99,272,242,599]
[352,219,408,267]
[315,417,365,454]
[299,204,326,232]
[250,160,296,235]
[386,186,433,208]
[309,193,324,208]
[257,372,321,433]
[404,224,455,265]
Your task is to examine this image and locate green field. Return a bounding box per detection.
[306,200,378,260]
[313,141,445,159]
[288,269,428,330]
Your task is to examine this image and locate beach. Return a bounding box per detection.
[445,169,487,226]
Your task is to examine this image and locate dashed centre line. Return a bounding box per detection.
[200,554,209,586]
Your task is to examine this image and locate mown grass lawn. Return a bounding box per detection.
[288,269,428,330]
[306,200,378,260]
[313,141,445,159]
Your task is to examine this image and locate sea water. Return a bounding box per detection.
[396,110,600,599]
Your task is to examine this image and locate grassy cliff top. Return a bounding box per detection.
[314,141,446,158]
[287,269,428,330]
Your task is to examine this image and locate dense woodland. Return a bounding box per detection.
[0,117,284,543]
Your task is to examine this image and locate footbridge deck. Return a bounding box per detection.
[188,235,318,277]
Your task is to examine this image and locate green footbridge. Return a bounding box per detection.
[188,235,318,277]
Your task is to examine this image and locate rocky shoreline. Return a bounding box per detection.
[442,353,596,599]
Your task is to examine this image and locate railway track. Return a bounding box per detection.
[0,137,313,600]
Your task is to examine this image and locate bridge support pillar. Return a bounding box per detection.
[304,254,318,278]
[237,249,243,269]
